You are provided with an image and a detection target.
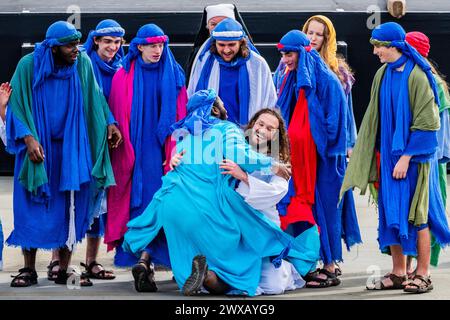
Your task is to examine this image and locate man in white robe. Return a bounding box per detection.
[187,18,277,126]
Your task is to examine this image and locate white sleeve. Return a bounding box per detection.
[0,108,6,146]
[187,46,210,98]
[239,174,289,211]
[247,54,278,121]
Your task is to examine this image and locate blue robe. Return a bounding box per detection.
[274,62,362,265]
[113,56,168,266]
[6,70,92,249]
[219,65,240,124]
[123,121,320,296]
[85,51,120,237]
[377,64,449,255]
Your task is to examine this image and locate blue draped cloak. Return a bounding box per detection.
[274,59,362,265]
[6,65,92,249]
[123,121,320,296]
[377,57,450,255]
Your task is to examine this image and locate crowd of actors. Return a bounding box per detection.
[0,3,449,296]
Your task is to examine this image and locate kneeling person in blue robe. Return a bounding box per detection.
[123,89,320,296]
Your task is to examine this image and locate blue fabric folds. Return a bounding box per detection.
[195,50,251,125]
[123,24,185,210]
[371,22,440,107]
[9,21,92,203]
[170,88,219,136]
[123,120,319,296]
[377,54,440,250]
[82,19,125,100]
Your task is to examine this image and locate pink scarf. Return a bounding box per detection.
[105,60,187,251]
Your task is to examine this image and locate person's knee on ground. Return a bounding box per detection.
[203,270,230,295]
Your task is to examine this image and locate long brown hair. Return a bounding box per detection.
[303,16,354,85]
[210,38,250,59]
[245,108,290,164]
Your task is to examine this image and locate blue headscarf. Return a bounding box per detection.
[370,22,440,106]
[31,21,92,200]
[82,19,125,97]
[83,19,125,57]
[197,17,259,62]
[123,24,186,209]
[33,21,82,88]
[275,30,347,157]
[170,88,220,136]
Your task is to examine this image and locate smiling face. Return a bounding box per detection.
[281,51,299,71]
[138,42,164,63]
[306,19,326,51]
[373,45,402,64]
[52,40,80,65]
[215,40,241,62]
[94,36,123,62]
[249,112,280,147]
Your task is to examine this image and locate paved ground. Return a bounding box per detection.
[0,176,449,300]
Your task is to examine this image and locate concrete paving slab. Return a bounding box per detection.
[1,176,449,300]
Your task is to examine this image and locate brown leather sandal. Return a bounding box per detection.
[404,275,433,294]
[47,260,59,281]
[367,273,407,290]
[81,261,115,280]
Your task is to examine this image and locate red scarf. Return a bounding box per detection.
[280,89,318,230]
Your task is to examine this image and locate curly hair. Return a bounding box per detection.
[245,108,290,164]
[210,38,250,59]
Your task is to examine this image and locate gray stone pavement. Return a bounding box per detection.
[0,176,449,300]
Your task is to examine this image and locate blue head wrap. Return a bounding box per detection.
[83,19,125,57]
[121,23,169,72]
[124,23,186,209]
[198,17,259,61]
[211,18,245,41]
[370,22,440,105]
[26,21,91,201]
[170,89,220,136]
[275,29,347,157]
[33,21,82,88]
[276,30,326,94]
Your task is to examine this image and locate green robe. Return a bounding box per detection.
[8,51,115,193]
[340,64,440,226]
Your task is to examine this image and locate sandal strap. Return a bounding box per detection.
[319,268,337,279]
[47,260,60,270]
[81,261,105,272]
[388,273,407,287]
[11,268,36,279]
[410,274,431,287]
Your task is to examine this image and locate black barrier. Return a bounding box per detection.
[1,11,450,174]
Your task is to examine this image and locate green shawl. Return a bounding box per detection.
[340,64,440,226]
[8,51,115,193]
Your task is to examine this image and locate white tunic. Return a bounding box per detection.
[236,171,306,295]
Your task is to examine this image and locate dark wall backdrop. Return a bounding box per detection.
[1,11,450,174]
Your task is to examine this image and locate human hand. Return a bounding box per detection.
[272,162,291,181]
[0,82,12,120]
[24,135,45,163]
[169,150,186,170]
[220,159,248,183]
[347,148,353,159]
[107,124,123,148]
[392,155,412,179]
